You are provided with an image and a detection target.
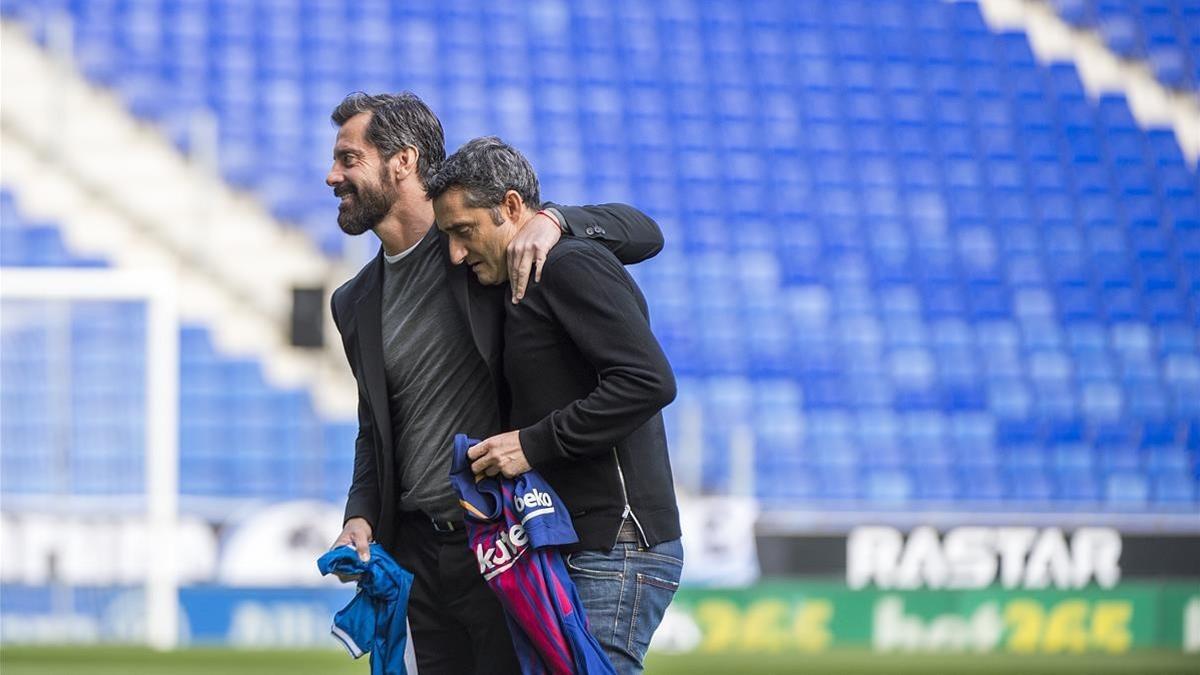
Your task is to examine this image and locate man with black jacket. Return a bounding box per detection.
[428,136,683,675]
[324,93,667,675]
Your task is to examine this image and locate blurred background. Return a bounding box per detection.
[1,0,1198,672]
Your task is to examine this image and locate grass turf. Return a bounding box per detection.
[1,647,1197,674]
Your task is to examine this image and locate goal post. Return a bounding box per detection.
[0,267,179,650]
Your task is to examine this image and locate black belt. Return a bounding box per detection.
[402,510,461,534]
[616,519,641,544]
[429,516,458,533]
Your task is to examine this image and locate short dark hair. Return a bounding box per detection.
[330,91,445,188]
[424,136,541,223]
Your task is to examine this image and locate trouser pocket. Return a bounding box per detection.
[626,539,684,658]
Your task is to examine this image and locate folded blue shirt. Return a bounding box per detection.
[317,543,414,675]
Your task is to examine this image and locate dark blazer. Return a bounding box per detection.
[330,204,664,551]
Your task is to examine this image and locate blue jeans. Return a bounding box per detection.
[566,537,684,674]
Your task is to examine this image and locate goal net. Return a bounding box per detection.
[0,268,179,649]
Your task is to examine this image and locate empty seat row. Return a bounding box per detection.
[1,1,1196,510]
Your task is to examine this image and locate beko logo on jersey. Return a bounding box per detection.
[477,523,530,580]
[514,488,556,525]
[514,488,554,512]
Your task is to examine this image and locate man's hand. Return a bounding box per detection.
[507,211,562,304]
[331,517,373,581]
[468,430,533,479]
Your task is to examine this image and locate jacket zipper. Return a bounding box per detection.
[594,369,647,548]
[612,446,647,547]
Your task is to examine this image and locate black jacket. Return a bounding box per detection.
[330,204,664,551]
[508,238,680,552]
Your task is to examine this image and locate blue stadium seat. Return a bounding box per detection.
[1005,468,1055,502]
[865,469,913,505]
[0,192,353,501]
[1152,471,1197,504]
[915,467,960,501]
[3,0,1198,513]
[1141,420,1180,447]
[1105,471,1150,508]
[1056,468,1102,502]
[958,466,1005,501]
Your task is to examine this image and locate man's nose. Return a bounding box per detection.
[326,165,341,187]
[449,240,468,265]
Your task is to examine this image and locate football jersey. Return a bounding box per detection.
[317,542,414,675]
[450,434,616,675]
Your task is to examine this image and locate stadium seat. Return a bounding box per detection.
[1105,471,1151,508]
[0,192,348,500]
[2,0,1196,513]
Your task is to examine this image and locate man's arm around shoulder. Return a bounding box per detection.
[548,202,664,265]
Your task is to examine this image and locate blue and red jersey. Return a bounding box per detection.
[450,434,615,675]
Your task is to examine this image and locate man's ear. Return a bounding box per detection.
[500,189,525,224]
[390,146,419,183]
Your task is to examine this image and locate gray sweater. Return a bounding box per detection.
[381,226,500,521]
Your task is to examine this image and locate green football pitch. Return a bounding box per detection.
[1,647,1197,674]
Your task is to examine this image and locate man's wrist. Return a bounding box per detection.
[537,207,568,234]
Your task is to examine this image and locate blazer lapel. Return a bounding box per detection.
[442,232,505,373]
[468,278,507,375]
[354,252,393,456]
[442,236,509,421]
[470,277,511,426]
